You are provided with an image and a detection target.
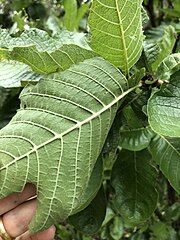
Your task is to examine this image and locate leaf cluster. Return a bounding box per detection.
[0,0,179,239]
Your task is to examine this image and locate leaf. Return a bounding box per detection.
[69,186,106,235]
[0,87,8,109]
[149,135,180,193]
[0,28,95,74]
[109,216,124,240]
[128,68,146,87]
[0,57,136,233]
[111,149,158,225]
[144,25,176,73]
[120,126,155,151]
[75,2,90,29]
[141,7,149,27]
[148,71,180,137]
[119,106,155,151]
[0,60,42,88]
[89,0,144,75]
[72,154,103,214]
[63,0,77,31]
[156,53,180,80]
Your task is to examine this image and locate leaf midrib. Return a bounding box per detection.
[0,86,138,170]
[115,0,129,75]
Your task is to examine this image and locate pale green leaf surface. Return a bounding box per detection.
[0,57,133,233]
[148,71,180,138]
[111,149,158,225]
[0,60,42,88]
[149,135,180,193]
[144,25,176,73]
[156,53,180,80]
[0,28,95,74]
[89,0,144,74]
[72,154,103,214]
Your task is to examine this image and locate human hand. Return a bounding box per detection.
[0,183,55,240]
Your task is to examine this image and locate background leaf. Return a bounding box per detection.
[89,0,144,75]
[0,60,42,88]
[0,28,95,74]
[111,149,158,225]
[144,25,176,73]
[148,71,180,137]
[119,106,155,151]
[149,135,180,193]
[69,186,106,235]
[156,53,180,80]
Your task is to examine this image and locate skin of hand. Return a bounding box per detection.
[0,183,55,240]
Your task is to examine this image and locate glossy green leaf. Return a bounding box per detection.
[89,0,144,75]
[119,106,155,151]
[111,149,158,225]
[69,187,106,235]
[0,60,42,88]
[0,57,136,233]
[149,135,180,193]
[0,28,95,74]
[148,71,180,137]
[120,126,155,151]
[156,53,180,80]
[144,25,176,73]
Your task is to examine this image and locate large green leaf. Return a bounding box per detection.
[149,135,180,193]
[0,57,137,233]
[69,186,106,235]
[0,60,42,88]
[144,25,176,73]
[0,28,95,74]
[89,0,144,75]
[111,149,158,225]
[148,71,180,138]
[156,53,180,80]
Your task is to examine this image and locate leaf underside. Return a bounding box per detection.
[89,0,144,74]
[0,57,130,233]
[0,60,42,88]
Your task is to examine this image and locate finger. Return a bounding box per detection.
[0,183,36,215]
[2,199,37,238]
[16,226,56,240]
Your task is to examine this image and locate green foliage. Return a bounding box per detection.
[0,0,179,239]
[148,71,180,137]
[111,149,158,225]
[89,0,144,75]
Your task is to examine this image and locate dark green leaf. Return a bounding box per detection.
[111,149,158,225]
[149,135,180,193]
[148,71,180,137]
[69,187,106,235]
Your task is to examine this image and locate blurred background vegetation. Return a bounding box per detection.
[0,0,179,239]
